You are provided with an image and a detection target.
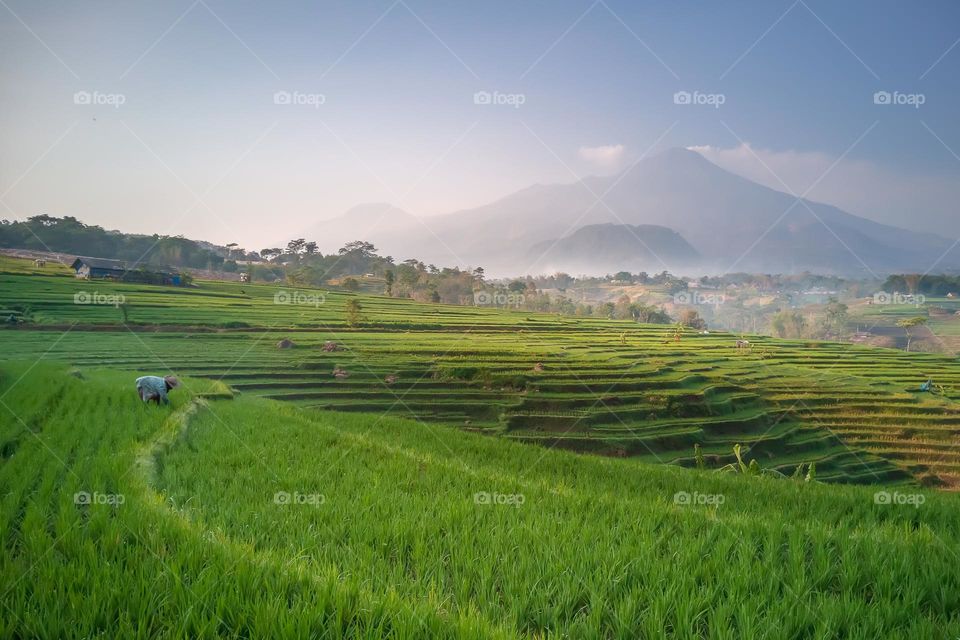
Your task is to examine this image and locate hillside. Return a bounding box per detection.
[529,223,700,275]
[3,260,960,487]
[312,148,960,276]
[1,363,958,637]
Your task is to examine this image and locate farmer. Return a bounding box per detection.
[135,375,179,405]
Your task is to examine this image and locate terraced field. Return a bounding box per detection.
[1,363,959,637]
[3,263,960,487]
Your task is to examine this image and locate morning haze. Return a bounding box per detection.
[3,2,960,638]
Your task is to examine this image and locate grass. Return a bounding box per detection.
[4,259,960,488]
[1,362,959,637]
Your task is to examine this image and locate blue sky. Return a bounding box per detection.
[2,0,959,249]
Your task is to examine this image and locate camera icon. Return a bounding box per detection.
[74,291,91,304]
[473,491,491,505]
[873,491,891,505]
[673,292,692,305]
[473,91,492,105]
[273,90,292,105]
[873,91,891,105]
[873,292,891,304]
[73,91,92,105]
[274,290,291,304]
[74,491,91,505]
[273,491,291,505]
[673,91,691,105]
[673,491,691,505]
[473,290,492,305]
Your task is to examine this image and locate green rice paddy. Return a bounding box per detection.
[1,363,958,637]
[3,265,960,487]
[3,261,960,636]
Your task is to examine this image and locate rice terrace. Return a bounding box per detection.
[2,255,960,637]
[5,1,960,637]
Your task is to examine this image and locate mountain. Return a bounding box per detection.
[529,223,700,275]
[304,203,418,256]
[308,149,960,276]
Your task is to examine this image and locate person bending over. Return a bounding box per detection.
[135,375,180,405]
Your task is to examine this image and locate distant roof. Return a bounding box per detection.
[71,256,127,270]
[71,256,179,275]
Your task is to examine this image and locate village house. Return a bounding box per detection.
[71,257,127,279]
[71,257,182,285]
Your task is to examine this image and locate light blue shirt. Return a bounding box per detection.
[136,376,169,404]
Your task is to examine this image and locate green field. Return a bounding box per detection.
[1,363,959,637]
[3,262,960,487]
[3,260,960,636]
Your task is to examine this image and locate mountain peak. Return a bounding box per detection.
[650,146,712,167]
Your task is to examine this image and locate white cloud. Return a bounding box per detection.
[688,143,960,238]
[578,144,626,170]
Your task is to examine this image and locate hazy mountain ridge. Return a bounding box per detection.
[529,223,700,275]
[309,148,960,276]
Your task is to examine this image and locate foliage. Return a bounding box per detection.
[0,215,241,269]
[770,309,807,338]
[896,316,928,351]
[345,299,365,327]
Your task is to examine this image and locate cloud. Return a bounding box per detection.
[688,143,960,238]
[578,144,626,170]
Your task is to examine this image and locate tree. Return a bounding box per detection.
[303,241,319,255]
[611,294,632,319]
[771,310,806,338]
[342,277,360,292]
[903,274,922,296]
[896,316,928,352]
[384,269,395,296]
[508,280,526,294]
[472,267,485,282]
[338,241,377,258]
[819,297,848,339]
[286,238,306,255]
[553,272,574,290]
[345,299,365,327]
[260,248,282,262]
[678,309,707,330]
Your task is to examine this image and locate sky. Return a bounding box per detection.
[1,0,959,251]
